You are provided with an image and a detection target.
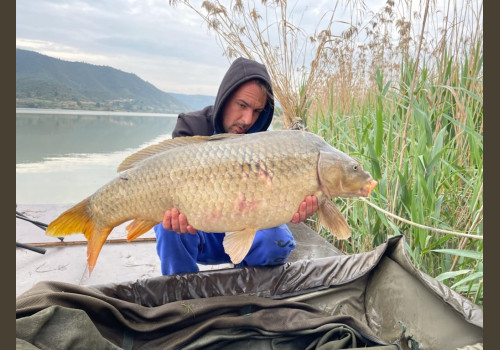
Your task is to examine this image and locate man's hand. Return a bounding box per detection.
[291,195,318,224]
[163,208,197,234]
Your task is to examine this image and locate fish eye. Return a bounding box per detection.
[353,164,358,171]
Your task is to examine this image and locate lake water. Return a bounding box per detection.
[16,108,178,204]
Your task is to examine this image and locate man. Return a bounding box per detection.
[155,57,318,275]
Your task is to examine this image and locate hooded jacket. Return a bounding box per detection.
[172,58,274,138]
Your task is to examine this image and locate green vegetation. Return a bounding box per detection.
[16,49,195,113]
[171,0,483,304]
[308,57,483,305]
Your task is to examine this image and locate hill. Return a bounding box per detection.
[168,93,215,112]
[16,49,214,113]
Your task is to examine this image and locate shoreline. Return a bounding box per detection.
[16,107,178,118]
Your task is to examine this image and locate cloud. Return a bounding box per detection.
[17,0,410,95]
[16,0,229,95]
[16,38,110,63]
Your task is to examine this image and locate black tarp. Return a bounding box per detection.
[16,229,483,349]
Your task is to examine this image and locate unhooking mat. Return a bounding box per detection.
[16,235,483,349]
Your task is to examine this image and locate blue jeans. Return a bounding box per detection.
[154,223,296,275]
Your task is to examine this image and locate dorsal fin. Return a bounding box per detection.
[117,133,245,172]
[207,133,245,141]
[117,136,208,172]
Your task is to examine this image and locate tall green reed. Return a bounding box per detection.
[308,52,483,304]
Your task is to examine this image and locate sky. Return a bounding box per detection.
[16,0,388,96]
[16,1,479,96]
[16,0,231,95]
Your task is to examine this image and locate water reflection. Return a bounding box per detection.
[16,111,177,164]
[16,110,177,204]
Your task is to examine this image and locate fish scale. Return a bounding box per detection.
[46,130,377,273]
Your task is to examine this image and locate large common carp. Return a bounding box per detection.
[46,130,377,273]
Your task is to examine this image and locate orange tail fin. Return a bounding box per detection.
[46,198,112,274]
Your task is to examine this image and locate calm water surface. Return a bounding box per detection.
[16,108,177,204]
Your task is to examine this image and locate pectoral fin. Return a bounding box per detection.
[223,228,257,264]
[318,199,351,239]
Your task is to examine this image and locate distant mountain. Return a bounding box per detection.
[168,93,215,111]
[16,49,215,113]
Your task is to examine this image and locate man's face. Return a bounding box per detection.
[222,80,267,134]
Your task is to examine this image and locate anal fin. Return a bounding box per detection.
[318,199,351,239]
[126,219,158,241]
[223,228,258,264]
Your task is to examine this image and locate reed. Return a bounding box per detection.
[169,0,483,304]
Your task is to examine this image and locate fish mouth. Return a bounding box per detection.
[360,179,378,196]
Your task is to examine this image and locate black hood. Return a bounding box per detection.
[213,57,274,134]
